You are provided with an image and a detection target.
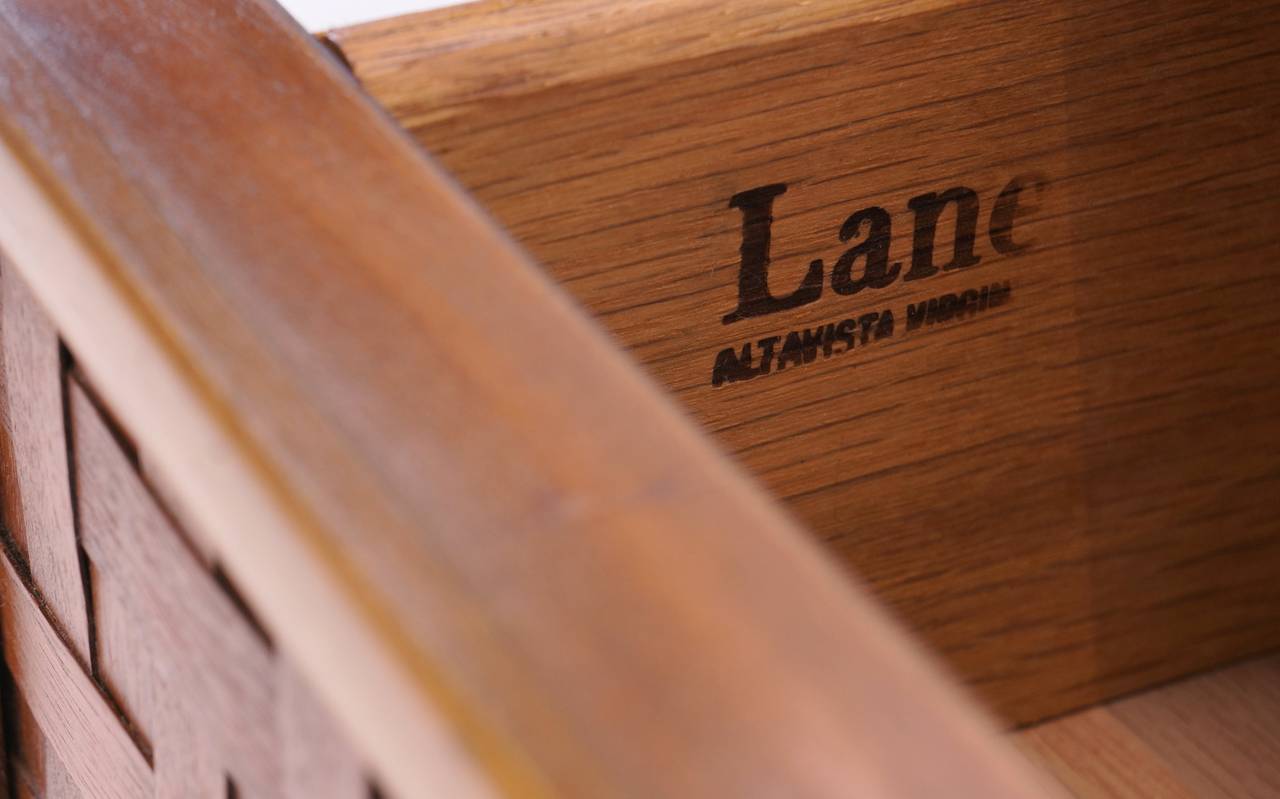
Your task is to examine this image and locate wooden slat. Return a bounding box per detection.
[0,262,92,661]
[1018,654,1280,798]
[0,0,1055,797]
[0,549,153,799]
[329,0,1280,724]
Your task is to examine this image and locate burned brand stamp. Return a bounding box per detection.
[710,174,1043,387]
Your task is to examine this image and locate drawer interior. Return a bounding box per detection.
[323,0,1280,727]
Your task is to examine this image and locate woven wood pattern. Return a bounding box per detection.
[0,266,384,799]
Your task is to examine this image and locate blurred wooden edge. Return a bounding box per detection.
[0,0,1055,796]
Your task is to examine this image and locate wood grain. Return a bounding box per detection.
[0,0,1056,797]
[330,0,1280,724]
[0,547,152,799]
[1018,654,1280,798]
[71,378,368,798]
[1016,707,1198,798]
[0,261,92,662]
[10,687,88,799]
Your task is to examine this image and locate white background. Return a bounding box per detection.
[280,0,463,31]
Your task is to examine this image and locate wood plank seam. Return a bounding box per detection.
[58,345,101,685]
[62,363,136,466]
[67,367,396,796]
[210,562,276,653]
[0,534,153,798]
[65,368,273,652]
[0,262,93,664]
[0,530,153,770]
[70,376,384,797]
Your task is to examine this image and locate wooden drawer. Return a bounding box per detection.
[327,0,1280,725]
[0,0,1276,796]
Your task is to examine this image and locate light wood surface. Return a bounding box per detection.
[0,0,1058,796]
[1018,654,1280,798]
[330,0,1280,725]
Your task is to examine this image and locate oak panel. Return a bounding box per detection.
[332,0,1280,723]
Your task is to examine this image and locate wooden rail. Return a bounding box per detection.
[0,0,1056,795]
